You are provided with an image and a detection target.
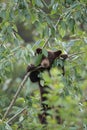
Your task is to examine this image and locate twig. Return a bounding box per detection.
[42,36,51,48]
[68,52,85,58]
[7,107,27,124]
[2,72,30,121]
[41,0,48,8]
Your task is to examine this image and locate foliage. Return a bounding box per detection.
[0,0,87,130]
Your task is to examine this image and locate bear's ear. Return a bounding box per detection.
[54,50,62,58]
[35,48,42,55]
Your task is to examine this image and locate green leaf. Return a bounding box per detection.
[50,0,55,7]
[59,28,66,37]
[5,123,12,130]
[31,12,38,24]
[58,20,67,37]
[51,3,58,15]
[42,49,48,57]
[33,54,43,66]
[12,24,18,32]
[53,59,64,67]
[68,18,75,33]
[0,121,5,130]
[60,21,66,30]
[34,0,44,8]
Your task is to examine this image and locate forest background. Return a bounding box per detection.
[0,0,87,130]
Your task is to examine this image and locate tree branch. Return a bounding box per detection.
[7,107,27,124]
[2,72,30,121]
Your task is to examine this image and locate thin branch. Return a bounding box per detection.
[7,107,27,124]
[2,72,30,121]
[2,66,43,121]
[41,0,48,8]
[68,52,85,58]
[42,36,51,48]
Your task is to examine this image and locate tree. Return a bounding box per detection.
[0,0,87,130]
